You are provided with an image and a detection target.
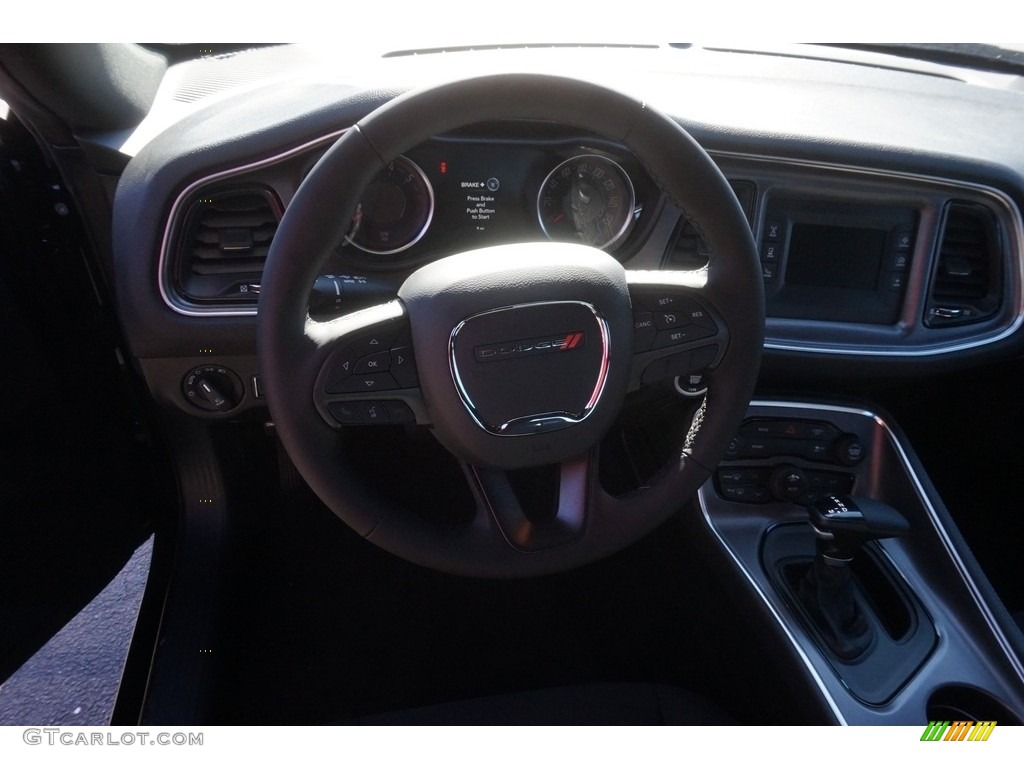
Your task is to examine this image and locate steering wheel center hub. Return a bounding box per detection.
[451,300,611,436]
[397,242,634,469]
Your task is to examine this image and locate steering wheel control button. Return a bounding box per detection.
[323,324,413,394]
[653,310,690,330]
[326,399,416,426]
[633,312,656,351]
[630,293,719,355]
[678,299,718,331]
[325,350,359,391]
[450,300,610,436]
[359,401,388,424]
[651,324,716,349]
[383,400,415,423]
[389,347,419,388]
[328,402,364,424]
[354,351,391,374]
[334,373,399,393]
[351,327,402,357]
[637,293,679,311]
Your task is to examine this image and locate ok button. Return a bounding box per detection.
[354,351,391,375]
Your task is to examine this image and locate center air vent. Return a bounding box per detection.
[173,186,281,306]
[925,202,1002,327]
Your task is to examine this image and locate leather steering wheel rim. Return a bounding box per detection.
[257,73,764,577]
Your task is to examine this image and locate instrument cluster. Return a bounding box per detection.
[336,132,660,269]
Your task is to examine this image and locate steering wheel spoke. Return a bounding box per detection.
[625,271,728,395]
[311,302,429,427]
[467,453,591,552]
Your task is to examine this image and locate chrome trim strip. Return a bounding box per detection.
[157,129,347,318]
[697,485,848,725]
[709,151,1024,357]
[762,328,1024,357]
[749,400,1024,684]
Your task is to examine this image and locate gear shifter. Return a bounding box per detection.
[798,494,909,659]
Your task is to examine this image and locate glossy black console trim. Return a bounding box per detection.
[700,399,1024,724]
[699,490,848,724]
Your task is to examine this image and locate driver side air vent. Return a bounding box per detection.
[924,202,1002,327]
[173,186,282,306]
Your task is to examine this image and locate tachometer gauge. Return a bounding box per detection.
[537,154,636,250]
[345,156,434,255]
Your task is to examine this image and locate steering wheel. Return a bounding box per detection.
[257,74,764,577]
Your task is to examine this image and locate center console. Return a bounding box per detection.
[699,400,1024,725]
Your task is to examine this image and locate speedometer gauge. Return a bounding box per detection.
[345,156,434,255]
[537,154,636,250]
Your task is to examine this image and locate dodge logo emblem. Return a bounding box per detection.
[474,331,585,363]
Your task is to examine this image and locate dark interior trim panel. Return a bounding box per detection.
[699,400,1024,725]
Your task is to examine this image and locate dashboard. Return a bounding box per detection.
[106,45,1024,421]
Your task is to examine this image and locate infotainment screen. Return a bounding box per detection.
[761,197,915,325]
[786,224,886,291]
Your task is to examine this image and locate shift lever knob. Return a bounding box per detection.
[807,494,910,563]
[799,494,910,659]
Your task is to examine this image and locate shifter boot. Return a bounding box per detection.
[798,554,872,659]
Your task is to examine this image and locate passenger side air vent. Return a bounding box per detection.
[925,202,1002,327]
[662,180,756,269]
[173,187,281,306]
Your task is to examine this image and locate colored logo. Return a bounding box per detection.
[920,720,996,741]
[474,332,585,363]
